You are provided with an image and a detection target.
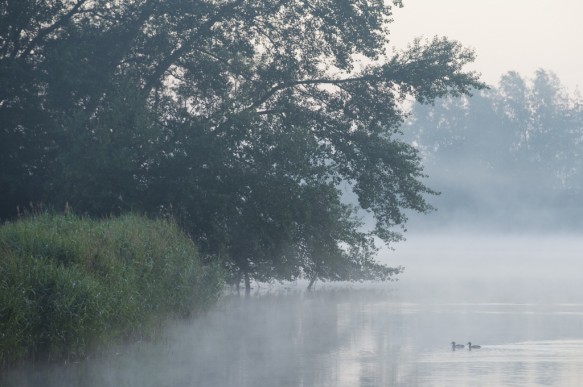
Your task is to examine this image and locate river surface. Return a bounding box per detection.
[3,234,583,386]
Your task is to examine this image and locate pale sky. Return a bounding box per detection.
[389,1,583,91]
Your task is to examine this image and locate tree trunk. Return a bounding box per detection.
[307,275,317,290]
[235,271,242,295]
[244,270,251,296]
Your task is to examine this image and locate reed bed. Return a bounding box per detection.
[0,213,222,366]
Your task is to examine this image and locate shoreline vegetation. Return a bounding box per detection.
[0,213,223,368]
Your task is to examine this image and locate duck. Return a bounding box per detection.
[467,342,481,350]
[451,341,465,350]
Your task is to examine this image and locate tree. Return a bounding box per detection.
[1,0,485,291]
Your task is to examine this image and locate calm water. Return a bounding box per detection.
[4,235,583,386]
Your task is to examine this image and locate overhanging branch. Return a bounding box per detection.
[245,75,380,112]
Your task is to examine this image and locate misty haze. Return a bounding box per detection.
[2,1,583,387]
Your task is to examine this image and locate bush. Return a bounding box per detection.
[0,213,222,366]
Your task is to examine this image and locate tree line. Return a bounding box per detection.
[406,69,583,229]
[1,0,484,291]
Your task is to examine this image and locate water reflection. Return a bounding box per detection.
[5,290,583,387]
[418,340,583,386]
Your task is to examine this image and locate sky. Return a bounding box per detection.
[388,1,583,91]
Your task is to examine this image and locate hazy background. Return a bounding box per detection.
[376,1,583,308]
[378,2,583,235]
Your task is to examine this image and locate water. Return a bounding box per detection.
[4,234,583,386]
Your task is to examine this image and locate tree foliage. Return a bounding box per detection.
[1,0,484,289]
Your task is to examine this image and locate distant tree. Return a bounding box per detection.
[407,69,583,228]
[1,0,485,291]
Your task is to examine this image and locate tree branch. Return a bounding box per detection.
[142,0,246,94]
[18,0,90,60]
[245,75,379,112]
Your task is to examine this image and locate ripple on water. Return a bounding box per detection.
[416,340,583,386]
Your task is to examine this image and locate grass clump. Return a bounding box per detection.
[0,213,222,366]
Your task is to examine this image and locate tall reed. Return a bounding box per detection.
[0,213,222,366]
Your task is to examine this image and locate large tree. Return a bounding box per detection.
[1,0,485,290]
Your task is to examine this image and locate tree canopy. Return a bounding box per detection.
[1,0,485,290]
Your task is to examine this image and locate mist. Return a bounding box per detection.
[402,69,583,233]
[4,1,583,386]
[385,233,583,303]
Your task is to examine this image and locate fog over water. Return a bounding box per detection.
[4,233,583,386]
[387,232,583,304]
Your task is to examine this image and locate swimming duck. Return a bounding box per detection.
[467,342,481,350]
[451,341,465,350]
